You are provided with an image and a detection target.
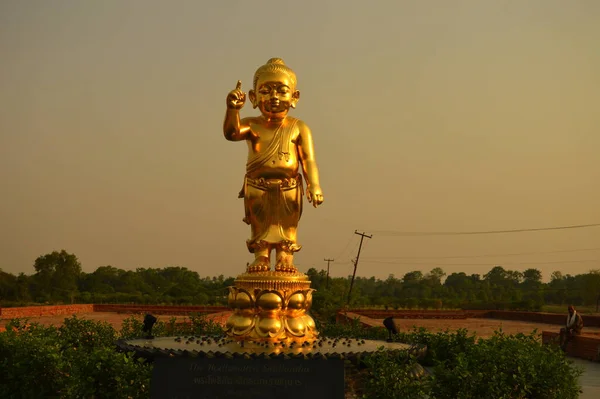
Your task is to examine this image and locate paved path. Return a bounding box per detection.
[571,358,600,399]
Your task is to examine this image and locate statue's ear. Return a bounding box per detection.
[290,90,300,109]
[248,89,258,108]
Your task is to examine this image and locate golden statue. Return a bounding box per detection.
[223,58,323,341]
[224,58,324,273]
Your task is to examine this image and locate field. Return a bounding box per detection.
[3,310,600,338]
[0,311,231,331]
[379,317,600,338]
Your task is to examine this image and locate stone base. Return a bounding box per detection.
[225,271,317,342]
[117,336,419,361]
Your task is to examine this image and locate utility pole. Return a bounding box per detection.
[346,230,372,306]
[324,258,334,289]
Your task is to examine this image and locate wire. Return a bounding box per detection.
[335,234,357,260]
[368,223,600,237]
[362,247,600,260]
[363,259,600,267]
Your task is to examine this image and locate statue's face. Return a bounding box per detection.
[251,72,299,118]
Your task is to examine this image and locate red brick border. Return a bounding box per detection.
[92,304,229,315]
[542,330,600,361]
[347,309,600,327]
[0,305,94,318]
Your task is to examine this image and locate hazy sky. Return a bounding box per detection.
[1,0,599,281]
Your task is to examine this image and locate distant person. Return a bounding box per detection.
[559,305,583,352]
[383,316,398,342]
[143,313,158,339]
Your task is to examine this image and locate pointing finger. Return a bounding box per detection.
[236,80,242,90]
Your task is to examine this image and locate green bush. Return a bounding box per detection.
[58,315,117,351]
[429,330,583,399]
[360,351,430,399]
[119,314,225,340]
[0,315,584,399]
[397,327,476,367]
[0,321,67,398]
[318,316,387,341]
[321,323,583,398]
[63,347,151,398]
[0,317,151,399]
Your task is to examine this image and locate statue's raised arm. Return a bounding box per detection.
[223,80,251,141]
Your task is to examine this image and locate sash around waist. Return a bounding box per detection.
[245,174,302,191]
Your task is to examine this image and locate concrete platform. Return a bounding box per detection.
[571,357,600,399]
[120,335,416,359]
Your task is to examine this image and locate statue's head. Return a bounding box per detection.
[249,58,300,118]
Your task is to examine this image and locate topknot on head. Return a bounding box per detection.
[266,58,286,66]
[253,57,297,89]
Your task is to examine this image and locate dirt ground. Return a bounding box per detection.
[376,317,600,339]
[2,312,600,338]
[0,312,230,331]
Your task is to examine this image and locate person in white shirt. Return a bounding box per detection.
[559,305,584,352]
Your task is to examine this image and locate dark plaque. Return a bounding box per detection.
[150,357,345,399]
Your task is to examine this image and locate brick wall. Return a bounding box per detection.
[347,308,600,327]
[92,304,230,315]
[485,311,600,327]
[0,304,94,318]
[348,309,478,319]
[542,330,600,361]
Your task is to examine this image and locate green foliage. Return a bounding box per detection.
[58,315,117,351]
[119,314,225,340]
[3,250,600,311]
[0,321,66,398]
[429,330,583,399]
[0,316,151,399]
[318,316,387,341]
[0,314,584,399]
[317,320,583,398]
[62,348,151,399]
[31,250,82,303]
[397,327,476,367]
[360,351,430,399]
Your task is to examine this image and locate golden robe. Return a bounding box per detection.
[238,118,303,254]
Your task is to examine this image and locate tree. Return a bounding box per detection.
[403,271,423,282]
[484,266,508,285]
[426,267,446,285]
[32,250,82,303]
[581,270,600,307]
[0,269,18,301]
[523,268,542,284]
[550,271,564,282]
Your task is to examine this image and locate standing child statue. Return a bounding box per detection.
[223,58,324,273]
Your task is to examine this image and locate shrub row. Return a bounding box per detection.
[0,315,583,398]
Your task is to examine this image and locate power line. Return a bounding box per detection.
[335,234,357,260]
[363,259,600,267]
[369,222,600,237]
[363,247,600,260]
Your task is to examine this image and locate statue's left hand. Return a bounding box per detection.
[307,186,324,208]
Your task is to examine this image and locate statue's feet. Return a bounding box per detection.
[247,256,270,273]
[275,251,296,273]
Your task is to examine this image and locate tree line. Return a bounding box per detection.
[0,250,599,313]
[0,250,234,306]
[308,265,600,318]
